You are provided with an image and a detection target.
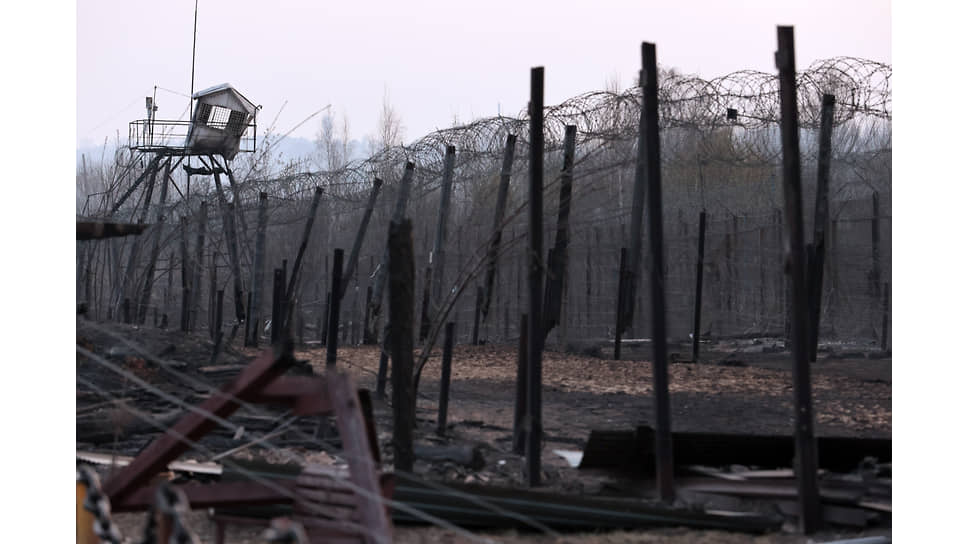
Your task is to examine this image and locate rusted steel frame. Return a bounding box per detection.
[247,375,333,416]
[776,25,822,534]
[103,344,295,505]
[327,371,393,543]
[116,480,297,512]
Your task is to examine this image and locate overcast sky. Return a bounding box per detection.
[76,0,891,150]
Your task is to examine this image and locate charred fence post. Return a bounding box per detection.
[367,162,415,344]
[482,135,518,331]
[543,124,576,339]
[326,249,344,369]
[436,322,456,436]
[271,268,283,344]
[526,66,546,487]
[431,146,457,313]
[284,186,325,332]
[692,210,707,363]
[777,25,822,534]
[137,157,172,324]
[472,286,484,345]
[614,248,628,361]
[870,191,882,337]
[340,178,383,302]
[388,219,416,472]
[320,291,331,346]
[249,192,269,347]
[625,47,651,335]
[209,253,218,340]
[419,266,433,341]
[190,202,208,331]
[642,42,674,503]
[212,169,246,323]
[880,281,890,352]
[214,289,224,343]
[808,94,835,361]
[179,217,190,332]
[513,314,528,455]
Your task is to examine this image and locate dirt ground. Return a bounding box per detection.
[79,321,891,542]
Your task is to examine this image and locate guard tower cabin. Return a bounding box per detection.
[128,83,257,160]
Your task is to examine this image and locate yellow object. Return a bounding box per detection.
[76,481,96,544]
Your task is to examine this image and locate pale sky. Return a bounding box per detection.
[76,0,891,150]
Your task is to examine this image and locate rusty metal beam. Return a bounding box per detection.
[116,480,297,512]
[103,343,295,505]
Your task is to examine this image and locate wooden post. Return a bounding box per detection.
[776,26,822,534]
[136,157,172,324]
[642,42,674,503]
[270,268,283,344]
[482,135,517,324]
[180,217,190,332]
[870,191,882,339]
[808,94,835,361]
[624,50,651,334]
[340,178,383,300]
[362,286,373,345]
[320,291,331,346]
[244,291,253,346]
[513,314,528,455]
[326,249,344,368]
[543,124,576,338]
[209,252,218,340]
[431,146,457,308]
[367,162,415,344]
[212,170,246,322]
[614,248,627,361]
[526,66,545,487]
[419,266,432,341]
[190,202,208,331]
[285,186,324,317]
[214,289,224,340]
[436,322,456,436]
[692,210,707,363]
[122,298,131,324]
[388,219,416,472]
[249,192,269,347]
[880,281,890,352]
[472,286,484,345]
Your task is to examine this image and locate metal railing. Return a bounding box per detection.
[128,119,257,154]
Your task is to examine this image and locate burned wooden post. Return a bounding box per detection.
[431,146,457,309]
[870,191,882,338]
[249,192,269,347]
[624,48,652,334]
[212,168,246,323]
[808,94,835,362]
[326,249,344,369]
[190,202,208,331]
[367,162,415,344]
[543,124,576,338]
[642,42,674,504]
[214,290,224,341]
[270,268,283,344]
[122,298,131,324]
[419,266,432,341]
[137,158,173,324]
[320,291,331,346]
[472,286,484,345]
[482,135,517,327]
[692,210,707,363]
[881,281,890,352]
[526,66,546,487]
[776,25,822,534]
[180,217,191,332]
[513,314,528,455]
[388,219,416,472]
[614,248,628,361]
[340,178,383,301]
[284,187,325,329]
[436,322,456,436]
[209,253,218,339]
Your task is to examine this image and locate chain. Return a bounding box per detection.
[77,465,125,544]
[262,518,309,544]
[153,482,200,544]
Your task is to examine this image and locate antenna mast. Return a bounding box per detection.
[189,0,198,122]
